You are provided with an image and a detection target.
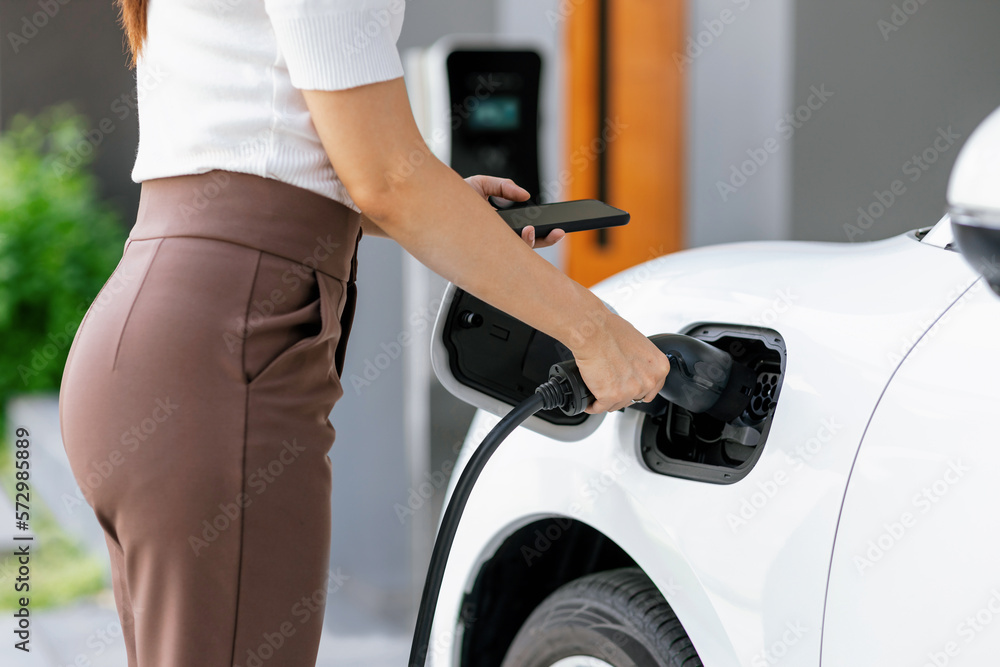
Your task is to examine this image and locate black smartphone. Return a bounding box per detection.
[496,199,630,238]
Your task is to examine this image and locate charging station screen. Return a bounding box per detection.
[468,96,520,131]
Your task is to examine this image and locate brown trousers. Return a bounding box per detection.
[59,170,363,666]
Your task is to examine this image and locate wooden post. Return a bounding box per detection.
[563,0,686,287]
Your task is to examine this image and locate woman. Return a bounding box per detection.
[58,1,670,665]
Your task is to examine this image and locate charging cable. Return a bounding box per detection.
[407,372,574,666]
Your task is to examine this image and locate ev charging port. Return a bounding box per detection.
[442,289,585,426]
[639,324,786,484]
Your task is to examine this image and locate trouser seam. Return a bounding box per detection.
[112,238,162,371]
[128,232,355,283]
[229,249,263,667]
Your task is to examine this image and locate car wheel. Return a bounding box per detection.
[500,567,701,667]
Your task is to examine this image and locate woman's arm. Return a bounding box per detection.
[359,212,389,238]
[302,77,669,413]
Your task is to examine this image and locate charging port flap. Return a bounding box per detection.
[431,283,606,442]
[639,324,786,484]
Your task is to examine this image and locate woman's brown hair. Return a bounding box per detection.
[115,0,148,69]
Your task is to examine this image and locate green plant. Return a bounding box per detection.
[0,103,127,421]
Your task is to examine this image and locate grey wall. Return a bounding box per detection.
[790,0,1000,242]
[1,0,140,225]
[686,0,796,247]
[397,0,496,52]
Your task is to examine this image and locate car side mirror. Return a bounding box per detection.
[951,212,1000,298]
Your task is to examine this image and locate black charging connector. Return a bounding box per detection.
[537,360,593,415]
[544,334,755,420]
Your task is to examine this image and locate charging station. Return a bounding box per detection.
[399,34,554,616]
[406,35,545,199]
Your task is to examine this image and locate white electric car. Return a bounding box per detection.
[426,106,1000,667]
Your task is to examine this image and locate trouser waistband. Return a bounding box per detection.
[129,170,363,282]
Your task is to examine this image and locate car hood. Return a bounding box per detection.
[591,230,978,355]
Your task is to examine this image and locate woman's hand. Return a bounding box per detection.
[463,175,567,249]
[568,312,671,414]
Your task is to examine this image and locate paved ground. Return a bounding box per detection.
[2,591,412,666]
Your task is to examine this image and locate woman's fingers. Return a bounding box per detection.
[520,226,536,247]
[465,175,531,202]
[532,228,565,248]
[464,176,561,250]
[519,227,565,249]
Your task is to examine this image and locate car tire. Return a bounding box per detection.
[500,567,702,667]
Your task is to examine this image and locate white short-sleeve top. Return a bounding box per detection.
[130,0,406,212]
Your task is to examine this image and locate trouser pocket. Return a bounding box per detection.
[243,251,349,395]
[333,278,357,380]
